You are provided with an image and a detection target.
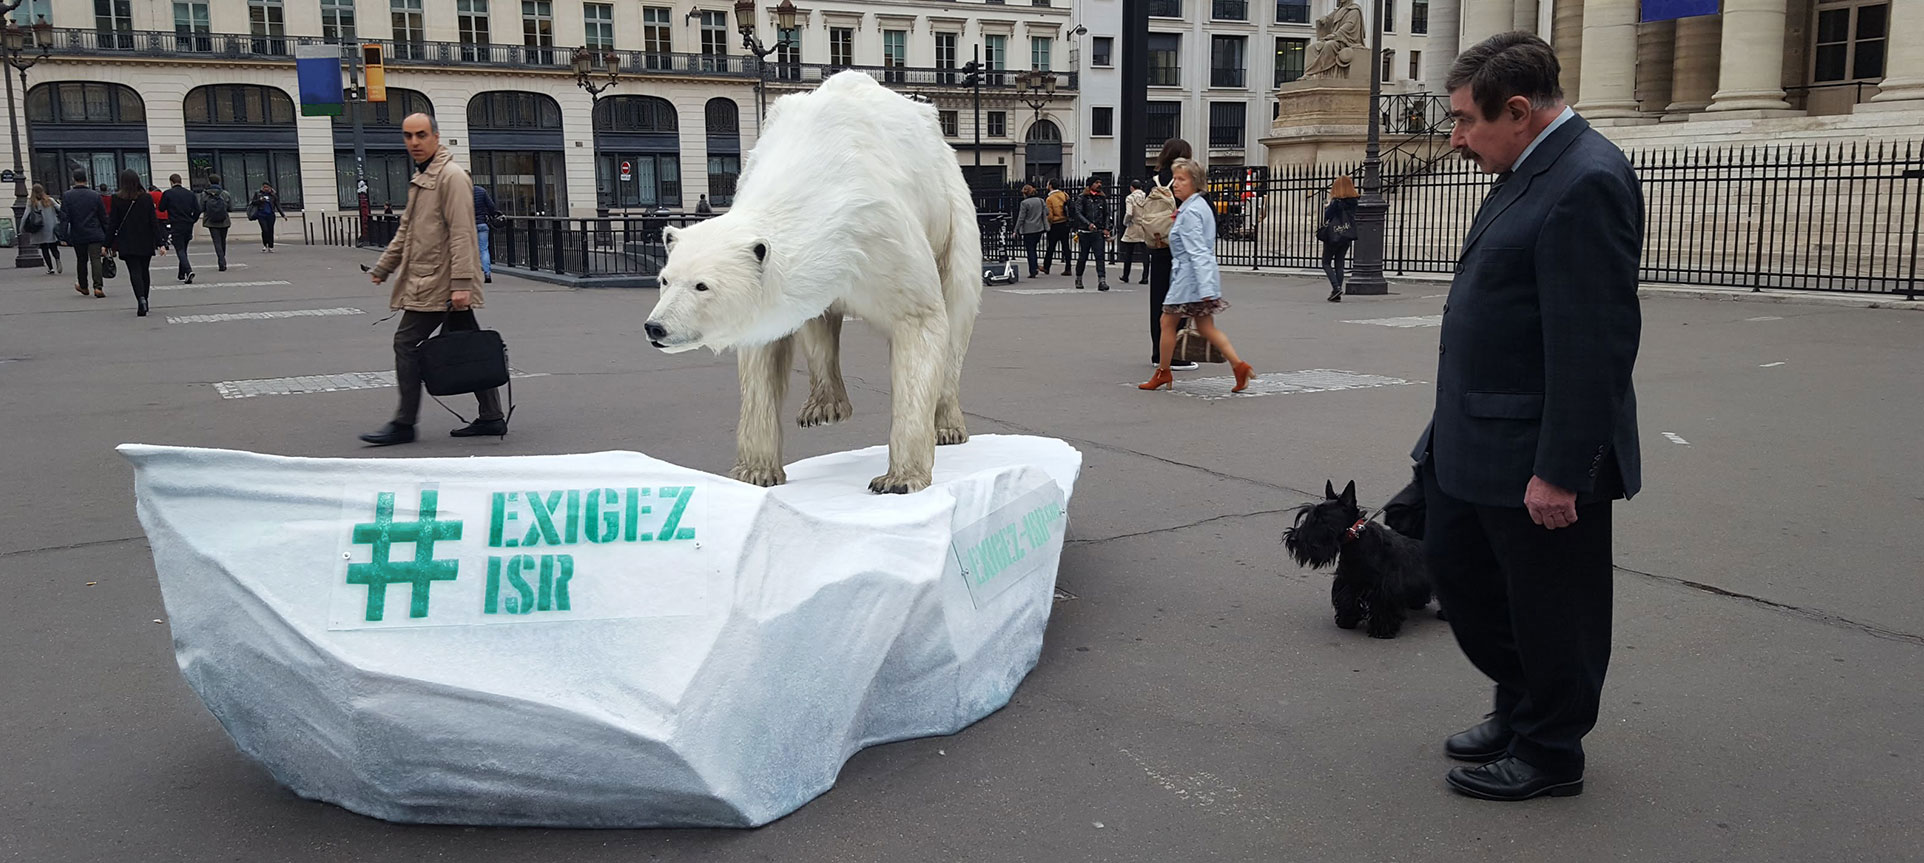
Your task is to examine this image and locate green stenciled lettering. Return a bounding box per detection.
[506,554,537,614]
[545,554,573,611]
[625,487,644,542]
[520,490,564,547]
[585,488,619,543]
[658,485,695,541]
[484,556,502,613]
[564,489,581,544]
[490,493,508,547]
[346,490,463,621]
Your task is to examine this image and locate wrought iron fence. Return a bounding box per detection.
[485,214,720,285]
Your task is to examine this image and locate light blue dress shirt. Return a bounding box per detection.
[1165,194,1222,306]
[1512,105,1576,174]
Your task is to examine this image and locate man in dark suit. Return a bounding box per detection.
[1412,32,1643,801]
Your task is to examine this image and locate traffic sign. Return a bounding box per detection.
[620,161,632,181]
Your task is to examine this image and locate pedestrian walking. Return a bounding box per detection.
[1040,180,1071,275]
[1146,138,1198,371]
[160,173,201,284]
[199,173,235,272]
[1015,184,1047,278]
[1319,176,1360,302]
[1139,158,1252,394]
[1118,180,1148,285]
[249,182,286,252]
[59,170,110,298]
[473,183,500,284]
[360,112,506,447]
[24,183,61,275]
[1071,176,1112,291]
[1414,32,1643,803]
[695,193,713,214]
[106,168,168,318]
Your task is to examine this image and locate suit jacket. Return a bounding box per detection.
[1411,114,1644,508]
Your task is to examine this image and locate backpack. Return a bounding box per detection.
[1139,180,1179,249]
[201,189,232,227]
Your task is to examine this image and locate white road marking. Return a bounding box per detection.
[1760,361,1786,368]
[999,287,1137,295]
[1128,369,1417,401]
[1420,293,1449,299]
[1745,316,1784,322]
[214,368,545,399]
[1663,432,1691,446]
[1344,314,1443,328]
[153,279,293,291]
[168,307,363,324]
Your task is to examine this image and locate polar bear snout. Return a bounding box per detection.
[644,320,669,342]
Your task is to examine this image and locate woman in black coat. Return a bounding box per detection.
[107,168,167,317]
[1320,176,1360,302]
[1147,137,1198,371]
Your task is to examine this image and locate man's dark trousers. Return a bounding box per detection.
[1074,231,1106,281]
[392,310,504,426]
[171,224,195,278]
[207,226,228,269]
[1423,459,1614,773]
[1042,222,1071,272]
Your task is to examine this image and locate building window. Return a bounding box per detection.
[1409,50,1421,81]
[987,111,1006,137]
[1091,36,1113,67]
[1212,0,1248,21]
[882,29,907,82]
[248,0,285,55]
[1275,36,1306,85]
[1412,0,1428,34]
[458,0,489,61]
[775,25,799,77]
[523,0,555,65]
[936,32,958,84]
[1382,49,1395,82]
[1149,33,1180,86]
[700,9,728,69]
[1031,36,1052,71]
[1208,101,1244,148]
[1383,0,1396,32]
[95,0,133,47]
[829,27,853,68]
[392,0,425,58]
[641,6,670,67]
[1210,35,1246,88]
[985,34,1007,85]
[1813,1,1888,83]
[939,110,959,138]
[1147,101,1181,144]
[8,0,50,27]
[1091,106,1113,137]
[583,3,613,50]
[173,2,212,52]
[1148,0,1182,18]
[1276,0,1308,24]
[320,0,355,43]
[707,155,740,206]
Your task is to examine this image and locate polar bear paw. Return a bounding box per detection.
[796,391,854,428]
[869,471,932,495]
[935,425,969,446]
[730,462,787,487]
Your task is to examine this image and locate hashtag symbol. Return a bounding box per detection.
[347,490,464,622]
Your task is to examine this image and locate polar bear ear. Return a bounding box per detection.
[663,225,680,251]
[752,242,768,264]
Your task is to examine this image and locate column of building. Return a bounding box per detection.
[1572,0,1639,118]
[1705,0,1790,113]
[1663,13,1720,116]
[1864,2,1924,107]
[1460,0,1517,48]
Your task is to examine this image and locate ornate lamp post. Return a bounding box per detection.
[3,13,51,269]
[1347,0,1389,295]
[735,0,799,121]
[571,46,620,100]
[1015,68,1055,182]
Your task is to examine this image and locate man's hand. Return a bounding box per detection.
[450,289,472,311]
[1525,476,1579,530]
[369,272,385,285]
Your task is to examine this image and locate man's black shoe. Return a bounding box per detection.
[1445,717,1514,762]
[359,422,417,446]
[450,418,508,438]
[1445,757,1583,801]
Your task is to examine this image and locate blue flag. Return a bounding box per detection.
[1642,0,1720,22]
[295,43,344,117]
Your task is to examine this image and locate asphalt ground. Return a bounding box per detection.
[2,242,1920,862]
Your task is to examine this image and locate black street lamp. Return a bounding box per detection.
[735,0,799,121]
[1016,68,1055,182]
[2,12,51,269]
[571,46,621,101]
[1347,0,1389,295]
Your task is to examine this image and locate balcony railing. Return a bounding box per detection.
[1210,68,1245,88]
[49,27,758,77]
[764,62,1076,92]
[1208,124,1245,148]
[1212,0,1249,20]
[1149,66,1181,86]
[1148,0,1184,18]
[1276,0,1311,24]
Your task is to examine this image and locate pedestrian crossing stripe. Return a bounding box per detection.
[153,279,293,291]
[214,369,545,399]
[168,307,364,324]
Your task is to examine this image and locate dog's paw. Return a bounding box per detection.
[729,463,787,487]
[869,470,931,495]
[1334,616,1361,630]
[1366,622,1402,639]
[1436,608,1449,622]
[796,391,853,428]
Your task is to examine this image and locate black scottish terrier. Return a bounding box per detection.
[1283,479,1434,639]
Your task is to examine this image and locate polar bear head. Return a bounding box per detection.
[644,216,779,353]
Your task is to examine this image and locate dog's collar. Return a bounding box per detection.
[1343,517,1370,544]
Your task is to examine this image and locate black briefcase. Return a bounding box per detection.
[420,328,510,396]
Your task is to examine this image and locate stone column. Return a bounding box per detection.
[1461,0,1518,49]
[1575,0,1640,118]
[1513,0,1541,35]
[1869,3,1924,103]
[1708,0,1792,112]
[1665,13,1721,115]
[1553,0,1584,108]
[1636,20,1676,115]
[1423,0,1460,93]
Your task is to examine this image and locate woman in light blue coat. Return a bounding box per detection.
[1140,158,1254,393]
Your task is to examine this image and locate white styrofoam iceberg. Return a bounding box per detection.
[120,435,1081,828]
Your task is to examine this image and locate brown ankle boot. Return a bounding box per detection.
[1138,368,1174,391]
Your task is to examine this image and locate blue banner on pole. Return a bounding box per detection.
[295,44,344,117]
[1642,0,1720,22]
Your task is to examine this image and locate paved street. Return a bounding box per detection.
[2,243,1920,862]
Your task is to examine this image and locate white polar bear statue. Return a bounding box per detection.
[644,71,982,494]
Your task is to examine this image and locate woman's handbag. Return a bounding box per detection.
[101,254,118,279]
[1174,321,1226,365]
[1316,216,1356,244]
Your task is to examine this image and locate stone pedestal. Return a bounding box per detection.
[1261,78,1373,169]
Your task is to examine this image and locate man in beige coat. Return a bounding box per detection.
[360,113,506,446]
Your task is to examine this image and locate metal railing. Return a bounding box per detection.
[1210,68,1246,88]
[486,214,720,285]
[1212,0,1250,20]
[1149,67,1182,86]
[763,62,1076,92]
[1148,0,1185,18]
[1276,0,1311,23]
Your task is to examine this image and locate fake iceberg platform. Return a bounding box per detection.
[120,435,1081,828]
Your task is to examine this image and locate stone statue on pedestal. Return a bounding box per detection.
[1304,0,1368,80]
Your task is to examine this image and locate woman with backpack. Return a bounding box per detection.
[106,168,167,317]
[1139,158,1253,394]
[1319,176,1361,302]
[24,183,61,275]
[1142,138,1197,371]
[250,182,287,252]
[199,173,235,271]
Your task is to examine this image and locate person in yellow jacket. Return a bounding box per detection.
[1041,179,1072,275]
